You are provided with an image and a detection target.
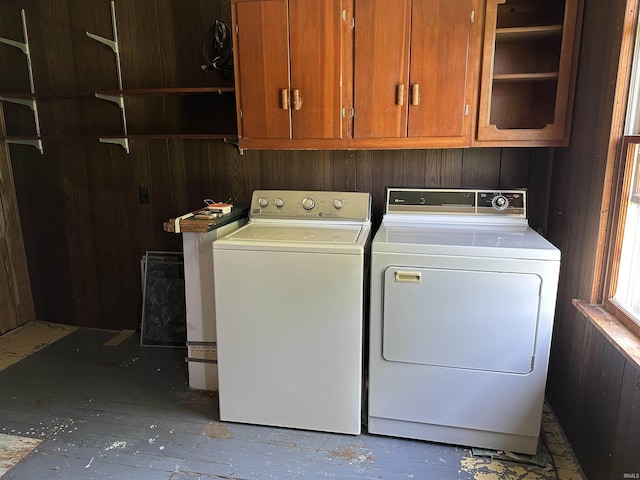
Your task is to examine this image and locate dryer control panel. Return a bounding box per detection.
[386,188,526,217]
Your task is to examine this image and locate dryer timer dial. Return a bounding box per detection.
[491,194,509,210]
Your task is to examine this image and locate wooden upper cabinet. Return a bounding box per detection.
[476,0,582,145]
[353,0,476,146]
[232,0,345,145]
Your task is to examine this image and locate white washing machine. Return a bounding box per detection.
[368,188,560,454]
[213,190,371,435]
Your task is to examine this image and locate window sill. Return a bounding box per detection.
[573,299,640,369]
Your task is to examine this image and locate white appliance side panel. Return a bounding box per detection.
[213,249,364,435]
[182,219,245,391]
[383,267,541,374]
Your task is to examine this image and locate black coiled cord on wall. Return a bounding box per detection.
[202,20,233,79]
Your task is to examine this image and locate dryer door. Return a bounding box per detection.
[382,266,541,374]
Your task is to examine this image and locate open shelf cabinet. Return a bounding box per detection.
[477,0,581,145]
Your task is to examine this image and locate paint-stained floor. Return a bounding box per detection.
[0,322,585,479]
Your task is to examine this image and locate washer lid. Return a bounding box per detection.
[373,222,560,261]
[214,223,369,253]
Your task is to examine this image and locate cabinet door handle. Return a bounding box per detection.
[411,84,420,106]
[292,89,302,110]
[280,89,289,110]
[396,84,405,106]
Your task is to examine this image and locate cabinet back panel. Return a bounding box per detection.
[496,0,566,28]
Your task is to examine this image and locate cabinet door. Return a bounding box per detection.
[353,0,412,138]
[408,0,473,138]
[234,0,291,139]
[289,0,344,139]
[353,0,473,141]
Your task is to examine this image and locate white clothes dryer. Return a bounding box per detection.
[368,188,560,454]
[213,190,371,435]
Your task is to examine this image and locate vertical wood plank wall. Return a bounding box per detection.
[546,0,640,478]
[0,0,549,329]
[0,102,35,335]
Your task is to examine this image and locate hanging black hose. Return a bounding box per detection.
[202,20,233,79]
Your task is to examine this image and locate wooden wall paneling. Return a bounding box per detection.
[228,145,244,203]
[581,337,624,480]
[460,148,501,187]
[40,0,77,93]
[167,139,189,215]
[498,148,530,188]
[439,149,463,186]
[116,1,166,137]
[545,307,574,426]
[331,150,357,192]
[1,102,37,137]
[0,108,35,334]
[402,150,427,187]
[84,141,124,327]
[423,149,441,187]
[611,361,640,478]
[369,150,404,220]
[129,138,153,255]
[237,150,260,203]
[355,150,373,206]
[146,140,181,251]
[10,144,73,324]
[107,142,144,329]
[206,141,233,202]
[259,150,292,190]
[57,142,101,327]
[156,1,182,88]
[289,151,333,191]
[560,309,591,453]
[527,148,553,234]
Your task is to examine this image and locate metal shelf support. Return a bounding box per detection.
[0,9,43,154]
[86,1,129,153]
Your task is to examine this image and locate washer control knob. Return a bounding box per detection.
[257,197,268,208]
[333,199,344,210]
[274,197,285,208]
[492,194,509,210]
[302,197,316,210]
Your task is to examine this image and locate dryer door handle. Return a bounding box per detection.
[395,271,421,283]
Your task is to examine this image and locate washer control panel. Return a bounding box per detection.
[386,188,526,217]
[250,190,371,221]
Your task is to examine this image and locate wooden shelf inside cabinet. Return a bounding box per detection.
[476,0,581,145]
[495,24,563,41]
[493,72,559,83]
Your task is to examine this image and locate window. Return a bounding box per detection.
[605,136,640,337]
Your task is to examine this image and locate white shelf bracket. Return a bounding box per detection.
[7,139,43,154]
[98,137,129,153]
[0,9,43,154]
[87,1,129,153]
[86,1,123,90]
[95,93,124,110]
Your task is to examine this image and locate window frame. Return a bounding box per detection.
[603,134,640,338]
